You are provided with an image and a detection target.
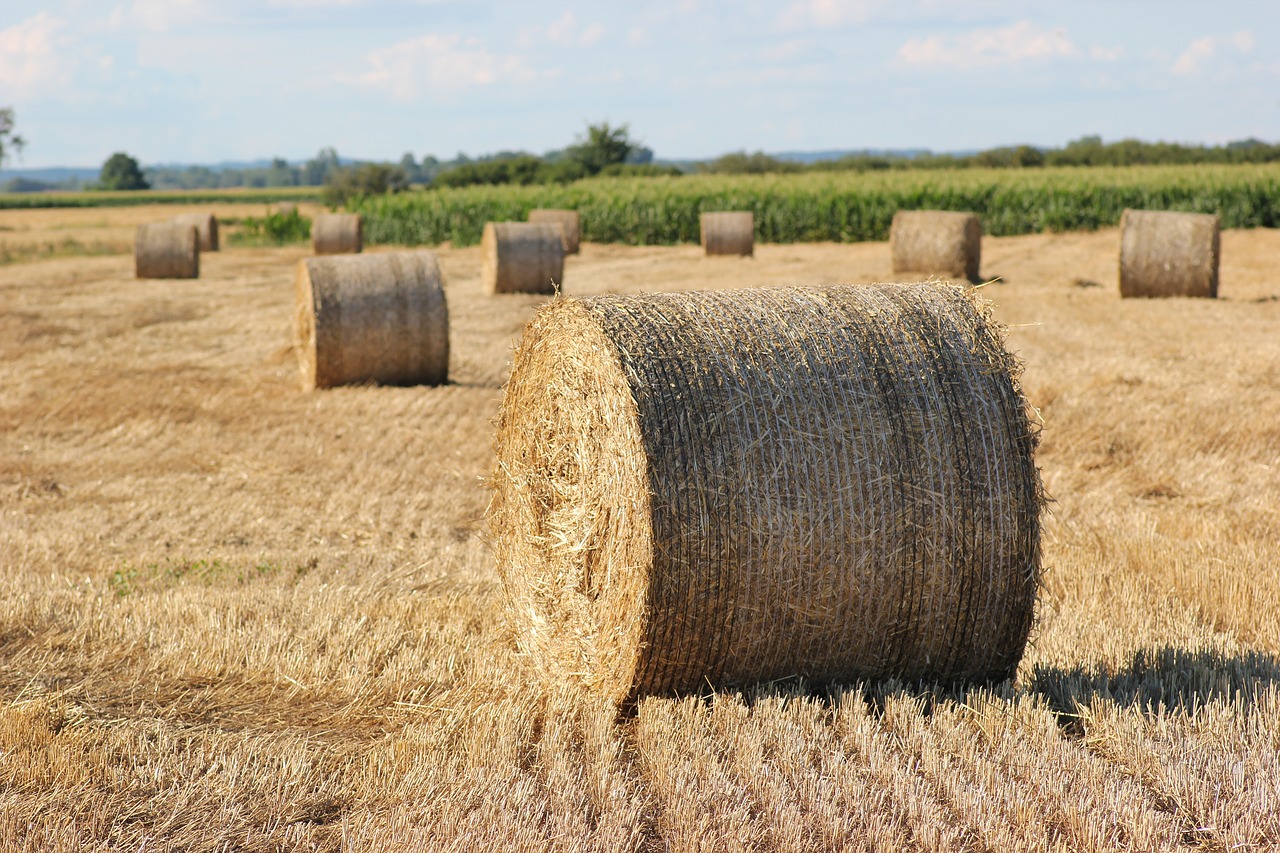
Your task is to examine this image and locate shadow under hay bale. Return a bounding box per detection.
[1119,209,1220,299]
[528,209,581,255]
[294,250,449,390]
[890,210,982,282]
[311,213,363,255]
[172,212,219,252]
[482,221,565,295]
[700,211,754,256]
[490,282,1043,709]
[135,222,199,279]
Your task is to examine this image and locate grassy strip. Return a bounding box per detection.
[0,238,129,265]
[0,186,326,210]
[352,164,1280,246]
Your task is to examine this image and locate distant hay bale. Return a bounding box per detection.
[294,250,449,390]
[700,211,754,256]
[274,202,298,216]
[172,212,219,252]
[1119,209,1220,299]
[490,282,1043,708]
[528,209,581,254]
[482,222,565,295]
[890,211,982,281]
[135,222,199,279]
[311,213,363,255]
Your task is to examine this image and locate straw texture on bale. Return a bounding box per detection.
[490,282,1043,708]
[700,211,754,256]
[134,222,199,279]
[1119,209,1220,299]
[311,213,363,255]
[294,250,449,390]
[890,210,982,281]
[482,222,565,295]
[528,209,581,254]
[172,212,219,251]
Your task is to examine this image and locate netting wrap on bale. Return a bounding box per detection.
[312,213,363,255]
[1119,209,1220,299]
[482,222,565,295]
[172,212,219,252]
[490,282,1043,709]
[528,209,581,255]
[295,250,449,390]
[890,211,982,281]
[135,222,199,279]
[700,211,754,256]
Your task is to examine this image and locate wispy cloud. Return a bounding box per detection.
[1172,31,1254,75]
[782,0,885,27]
[339,33,544,101]
[130,0,215,32]
[897,20,1078,70]
[0,13,73,96]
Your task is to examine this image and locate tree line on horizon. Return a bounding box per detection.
[5,106,1280,196]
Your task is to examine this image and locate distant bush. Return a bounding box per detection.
[323,163,409,206]
[230,209,311,246]
[697,151,802,175]
[598,163,684,178]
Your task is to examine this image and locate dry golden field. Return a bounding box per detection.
[1,205,1279,851]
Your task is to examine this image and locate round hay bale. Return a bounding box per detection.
[312,213,363,255]
[490,282,1043,708]
[890,210,982,281]
[135,222,199,279]
[294,250,449,390]
[700,211,754,256]
[172,212,219,252]
[274,202,298,216]
[1119,209,1220,298]
[528,209,581,255]
[482,222,565,295]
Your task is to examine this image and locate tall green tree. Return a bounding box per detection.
[0,108,26,168]
[99,152,149,190]
[565,122,636,175]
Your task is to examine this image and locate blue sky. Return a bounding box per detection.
[1,1,1277,168]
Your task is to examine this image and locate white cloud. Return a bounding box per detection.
[897,20,1078,70]
[1172,31,1254,75]
[131,0,214,32]
[0,13,73,96]
[1089,44,1123,62]
[547,11,577,44]
[782,0,884,27]
[339,33,542,101]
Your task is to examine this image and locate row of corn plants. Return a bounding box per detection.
[353,164,1280,247]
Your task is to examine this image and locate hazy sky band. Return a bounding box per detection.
[1,1,1276,169]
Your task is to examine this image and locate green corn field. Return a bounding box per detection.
[354,164,1280,246]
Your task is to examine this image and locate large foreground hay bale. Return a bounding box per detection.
[528,209,581,254]
[1119,209,1220,298]
[890,211,982,281]
[135,222,199,279]
[172,212,219,251]
[312,213,363,255]
[482,222,565,294]
[294,250,449,390]
[700,211,754,256]
[490,282,1043,708]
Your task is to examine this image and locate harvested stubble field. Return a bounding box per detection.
[2,204,1280,851]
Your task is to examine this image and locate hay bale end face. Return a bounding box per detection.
[490,282,1043,708]
[1119,209,1220,298]
[311,213,363,255]
[482,221,565,295]
[528,209,581,254]
[295,250,449,390]
[135,222,199,279]
[700,211,754,256]
[172,212,219,252]
[890,210,982,281]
